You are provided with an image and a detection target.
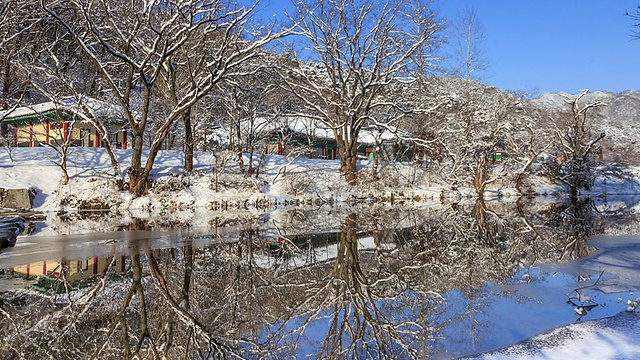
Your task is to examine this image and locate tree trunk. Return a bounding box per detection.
[473,155,490,198]
[93,130,120,176]
[103,141,120,176]
[183,109,194,172]
[128,126,171,196]
[182,237,193,310]
[337,135,358,185]
[334,213,361,282]
[60,148,69,185]
[473,197,489,239]
[515,173,525,194]
[128,166,151,196]
[247,143,255,175]
[371,143,380,179]
[128,131,147,195]
[342,152,358,184]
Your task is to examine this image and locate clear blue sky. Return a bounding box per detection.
[255,0,640,95]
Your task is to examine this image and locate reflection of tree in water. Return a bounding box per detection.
[0,229,265,358]
[516,195,621,262]
[554,197,605,261]
[1,199,637,359]
[260,202,545,358]
[261,213,444,359]
[401,200,513,353]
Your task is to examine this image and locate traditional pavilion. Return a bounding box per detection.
[0,97,128,149]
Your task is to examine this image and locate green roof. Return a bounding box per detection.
[1,109,77,125]
[1,98,126,126]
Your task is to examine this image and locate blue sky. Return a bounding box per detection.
[255,0,640,95]
[437,0,640,95]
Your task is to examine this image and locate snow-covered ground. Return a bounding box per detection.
[3,147,640,359]
[463,311,640,360]
[0,146,450,214]
[3,146,639,214]
[464,235,640,360]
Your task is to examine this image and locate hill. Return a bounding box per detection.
[531,90,640,165]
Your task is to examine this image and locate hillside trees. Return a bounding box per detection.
[422,79,524,197]
[0,1,31,155]
[43,0,287,196]
[0,0,42,114]
[280,0,443,184]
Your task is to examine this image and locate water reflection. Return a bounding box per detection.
[0,197,638,359]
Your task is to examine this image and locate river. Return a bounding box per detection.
[1,196,639,359]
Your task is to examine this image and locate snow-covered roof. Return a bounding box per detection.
[0,97,124,125]
[245,116,400,145]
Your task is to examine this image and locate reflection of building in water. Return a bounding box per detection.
[11,256,127,294]
[256,231,396,270]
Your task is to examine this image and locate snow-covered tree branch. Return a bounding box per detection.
[279,0,443,184]
[43,0,290,195]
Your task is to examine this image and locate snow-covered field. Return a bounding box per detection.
[0,146,449,213]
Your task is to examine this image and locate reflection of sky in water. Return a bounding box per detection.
[434,267,627,358]
[258,267,631,359]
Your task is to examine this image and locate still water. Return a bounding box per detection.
[1,196,639,359]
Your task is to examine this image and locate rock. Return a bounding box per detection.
[0,188,35,209]
[0,217,25,248]
[0,231,17,248]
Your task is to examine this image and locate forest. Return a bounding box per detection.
[1,0,639,199]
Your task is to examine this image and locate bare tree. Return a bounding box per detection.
[428,79,522,197]
[548,90,606,197]
[43,0,287,196]
[217,66,281,176]
[281,0,442,184]
[0,128,16,162]
[0,0,41,115]
[628,5,640,39]
[42,106,76,185]
[450,5,490,81]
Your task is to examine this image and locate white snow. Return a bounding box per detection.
[0,146,448,215]
[464,312,640,360]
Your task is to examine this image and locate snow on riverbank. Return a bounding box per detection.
[4,146,638,213]
[0,147,448,212]
[463,311,640,360]
[464,235,640,360]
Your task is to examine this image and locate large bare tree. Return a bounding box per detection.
[42,0,286,195]
[280,0,442,184]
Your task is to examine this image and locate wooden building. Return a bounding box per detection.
[0,97,128,149]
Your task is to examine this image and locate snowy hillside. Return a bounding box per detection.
[531,90,640,164]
